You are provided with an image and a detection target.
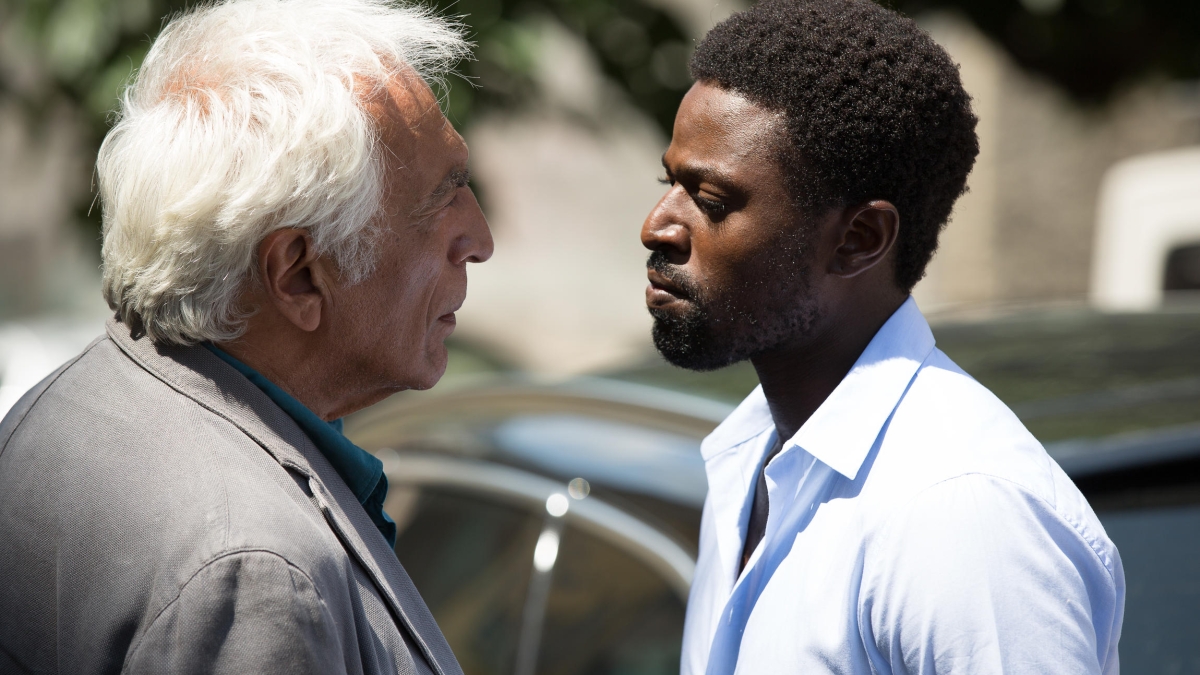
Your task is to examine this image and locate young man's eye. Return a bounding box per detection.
[657,174,728,216]
[695,195,727,215]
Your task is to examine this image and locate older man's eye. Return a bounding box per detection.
[434,187,463,213]
[658,176,675,186]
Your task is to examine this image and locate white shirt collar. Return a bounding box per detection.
[700,297,936,480]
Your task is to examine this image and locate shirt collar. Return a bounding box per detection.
[701,297,936,480]
[202,344,384,504]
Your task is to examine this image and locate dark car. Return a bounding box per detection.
[347,378,721,675]
[347,307,1200,675]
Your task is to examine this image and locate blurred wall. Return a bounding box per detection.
[0,100,103,320]
[916,14,1200,315]
[3,0,1200,376]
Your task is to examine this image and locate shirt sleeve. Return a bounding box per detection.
[859,473,1123,675]
[124,550,350,675]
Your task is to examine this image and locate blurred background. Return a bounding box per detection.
[2,0,1200,672]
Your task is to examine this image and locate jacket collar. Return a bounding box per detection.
[701,296,936,481]
[104,318,461,675]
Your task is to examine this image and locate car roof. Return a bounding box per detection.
[346,376,730,509]
[605,306,1200,475]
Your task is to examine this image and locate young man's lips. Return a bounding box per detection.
[646,284,678,304]
[646,270,688,307]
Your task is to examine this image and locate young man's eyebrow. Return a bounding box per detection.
[664,156,737,188]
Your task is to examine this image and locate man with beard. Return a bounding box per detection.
[641,1,1124,673]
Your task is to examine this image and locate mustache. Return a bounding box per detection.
[647,250,701,301]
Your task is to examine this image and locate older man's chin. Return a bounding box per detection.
[406,335,452,393]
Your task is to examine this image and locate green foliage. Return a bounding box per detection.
[1,0,184,132]
[428,0,692,132]
[6,0,1199,137]
[1,0,1196,240]
[891,0,1200,101]
[0,0,692,138]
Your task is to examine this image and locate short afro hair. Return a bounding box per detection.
[690,0,979,292]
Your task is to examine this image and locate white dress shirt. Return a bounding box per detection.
[681,297,1124,675]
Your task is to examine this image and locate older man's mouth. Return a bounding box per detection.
[437,301,462,328]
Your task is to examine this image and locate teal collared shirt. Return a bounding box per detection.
[205,344,397,547]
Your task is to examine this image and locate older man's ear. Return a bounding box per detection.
[257,228,333,333]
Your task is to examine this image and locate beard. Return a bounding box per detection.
[647,227,819,371]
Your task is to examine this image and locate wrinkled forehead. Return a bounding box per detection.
[366,69,458,156]
[365,69,469,217]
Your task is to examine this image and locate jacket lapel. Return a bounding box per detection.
[105,319,461,675]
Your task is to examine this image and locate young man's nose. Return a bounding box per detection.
[641,196,692,256]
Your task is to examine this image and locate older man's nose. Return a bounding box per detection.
[455,198,494,265]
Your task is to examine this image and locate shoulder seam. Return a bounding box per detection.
[884,471,1118,583]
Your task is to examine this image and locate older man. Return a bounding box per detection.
[0,0,491,673]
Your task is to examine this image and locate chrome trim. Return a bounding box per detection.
[550,376,735,424]
[346,375,731,448]
[377,450,696,599]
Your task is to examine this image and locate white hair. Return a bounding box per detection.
[97,0,469,345]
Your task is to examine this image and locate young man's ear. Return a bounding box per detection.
[829,200,900,278]
[257,228,334,332]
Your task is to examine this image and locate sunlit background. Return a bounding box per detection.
[2,0,1200,672]
[4,0,1200,379]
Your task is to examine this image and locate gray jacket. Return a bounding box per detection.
[0,318,462,675]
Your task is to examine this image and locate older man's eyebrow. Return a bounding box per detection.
[412,167,470,216]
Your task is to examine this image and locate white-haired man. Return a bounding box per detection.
[0,1,491,673]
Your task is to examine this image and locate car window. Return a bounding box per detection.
[1096,504,1200,673]
[1079,450,1200,674]
[535,523,684,675]
[390,485,685,675]
[392,488,541,674]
